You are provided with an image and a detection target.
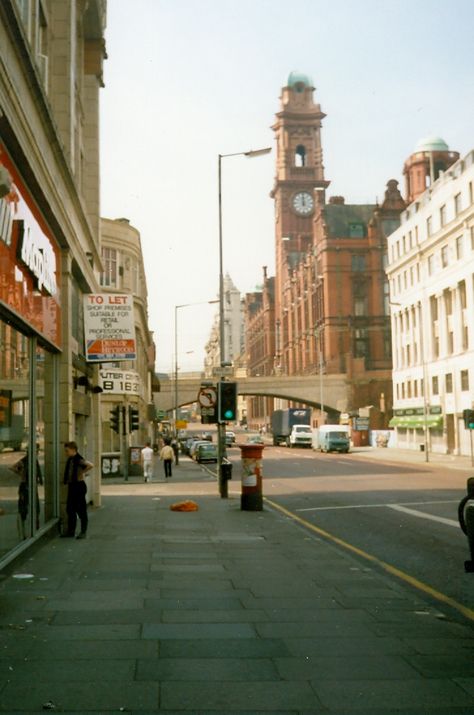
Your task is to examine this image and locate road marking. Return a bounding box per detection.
[264,497,474,623]
[297,499,458,513]
[388,504,459,528]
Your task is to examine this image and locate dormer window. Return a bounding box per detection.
[295,145,306,167]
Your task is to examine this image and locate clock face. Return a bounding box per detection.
[292,191,314,216]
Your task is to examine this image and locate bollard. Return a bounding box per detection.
[457,477,474,573]
[238,443,264,511]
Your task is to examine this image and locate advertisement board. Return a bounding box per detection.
[98,368,141,395]
[84,294,136,361]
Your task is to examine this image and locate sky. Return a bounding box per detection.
[100,0,474,375]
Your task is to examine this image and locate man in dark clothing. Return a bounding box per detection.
[62,441,93,539]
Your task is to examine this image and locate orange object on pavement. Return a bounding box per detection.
[169,500,199,512]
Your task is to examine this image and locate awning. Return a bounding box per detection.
[389,415,443,429]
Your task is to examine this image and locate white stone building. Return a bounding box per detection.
[387,140,474,455]
[204,273,244,376]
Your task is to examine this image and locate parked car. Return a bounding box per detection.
[202,432,213,442]
[226,431,236,443]
[195,442,218,464]
[246,434,264,445]
[190,440,210,460]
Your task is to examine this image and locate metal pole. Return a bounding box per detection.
[419,301,429,462]
[174,304,178,435]
[319,330,324,425]
[217,154,226,497]
[470,429,474,468]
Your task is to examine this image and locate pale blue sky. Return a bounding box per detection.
[100,0,474,374]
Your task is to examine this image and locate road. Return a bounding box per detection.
[227,442,473,617]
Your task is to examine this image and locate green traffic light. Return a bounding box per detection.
[224,410,234,420]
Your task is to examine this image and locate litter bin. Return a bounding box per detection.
[221,459,233,481]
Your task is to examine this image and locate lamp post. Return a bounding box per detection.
[390,300,429,462]
[174,300,218,434]
[217,147,271,496]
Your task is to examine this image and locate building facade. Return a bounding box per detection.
[0,0,106,566]
[99,218,156,458]
[204,273,243,376]
[387,140,474,455]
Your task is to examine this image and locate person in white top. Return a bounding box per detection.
[141,441,154,483]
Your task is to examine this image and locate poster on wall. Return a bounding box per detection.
[84,294,136,361]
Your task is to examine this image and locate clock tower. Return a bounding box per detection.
[271,71,329,373]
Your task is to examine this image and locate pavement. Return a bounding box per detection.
[1,453,474,715]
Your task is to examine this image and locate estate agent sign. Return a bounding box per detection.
[84,294,136,361]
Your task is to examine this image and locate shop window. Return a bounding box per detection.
[461,369,469,391]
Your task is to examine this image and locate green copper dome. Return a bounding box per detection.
[415,135,449,152]
[287,71,313,89]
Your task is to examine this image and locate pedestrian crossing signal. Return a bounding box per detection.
[463,409,474,429]
[218,381,237,422]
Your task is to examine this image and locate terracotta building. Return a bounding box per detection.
[244,72,406,429]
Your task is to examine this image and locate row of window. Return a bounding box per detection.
[390,177,474,264]
[391,227,474,297]
[396,369,470,400]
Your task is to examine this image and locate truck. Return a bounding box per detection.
[312,424,350,453]
[271,408,312,448]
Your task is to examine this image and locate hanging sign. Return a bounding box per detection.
[84,294,136,361]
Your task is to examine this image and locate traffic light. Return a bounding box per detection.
[218,381,237,422]
[129,406,139,432]
[110,405,120,434]
[463,409,474,429]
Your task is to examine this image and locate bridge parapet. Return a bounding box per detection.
[154,373,348,414]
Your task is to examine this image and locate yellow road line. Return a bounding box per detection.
[264,497,474,623]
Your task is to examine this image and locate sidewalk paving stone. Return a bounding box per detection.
[1,455,474,714]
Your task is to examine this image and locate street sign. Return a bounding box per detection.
[198,387,217,407]
[212,366,233,377]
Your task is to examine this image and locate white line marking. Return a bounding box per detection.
[296,499,458,513]
[388,504,459,528]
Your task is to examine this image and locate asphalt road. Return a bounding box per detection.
[240,444,474,617]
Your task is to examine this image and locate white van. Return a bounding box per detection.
[312,425,350,453]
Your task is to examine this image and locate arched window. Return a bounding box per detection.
[295,145,306,167]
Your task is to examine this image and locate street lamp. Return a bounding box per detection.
[217,146,272,497]
[174,300,218,433]
[390,300,429,462]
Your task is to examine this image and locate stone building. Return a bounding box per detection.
[204,273,243,376]
[387,140,473,455]
[0,0,106,566]
[99,218,156,455]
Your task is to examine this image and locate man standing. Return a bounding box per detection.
[141,440,154,482]
[62,441,93,539]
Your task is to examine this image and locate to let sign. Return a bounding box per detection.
[84,294,136,362]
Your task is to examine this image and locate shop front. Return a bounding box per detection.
[389,406,443,451]
[0,143,61,567]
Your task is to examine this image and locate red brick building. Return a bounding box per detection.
[244,72,406,429]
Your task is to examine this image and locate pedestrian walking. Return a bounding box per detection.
[160,439,174,479]
[61,441,93,539]
[141,440,154,482]
[171,437,179,466]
